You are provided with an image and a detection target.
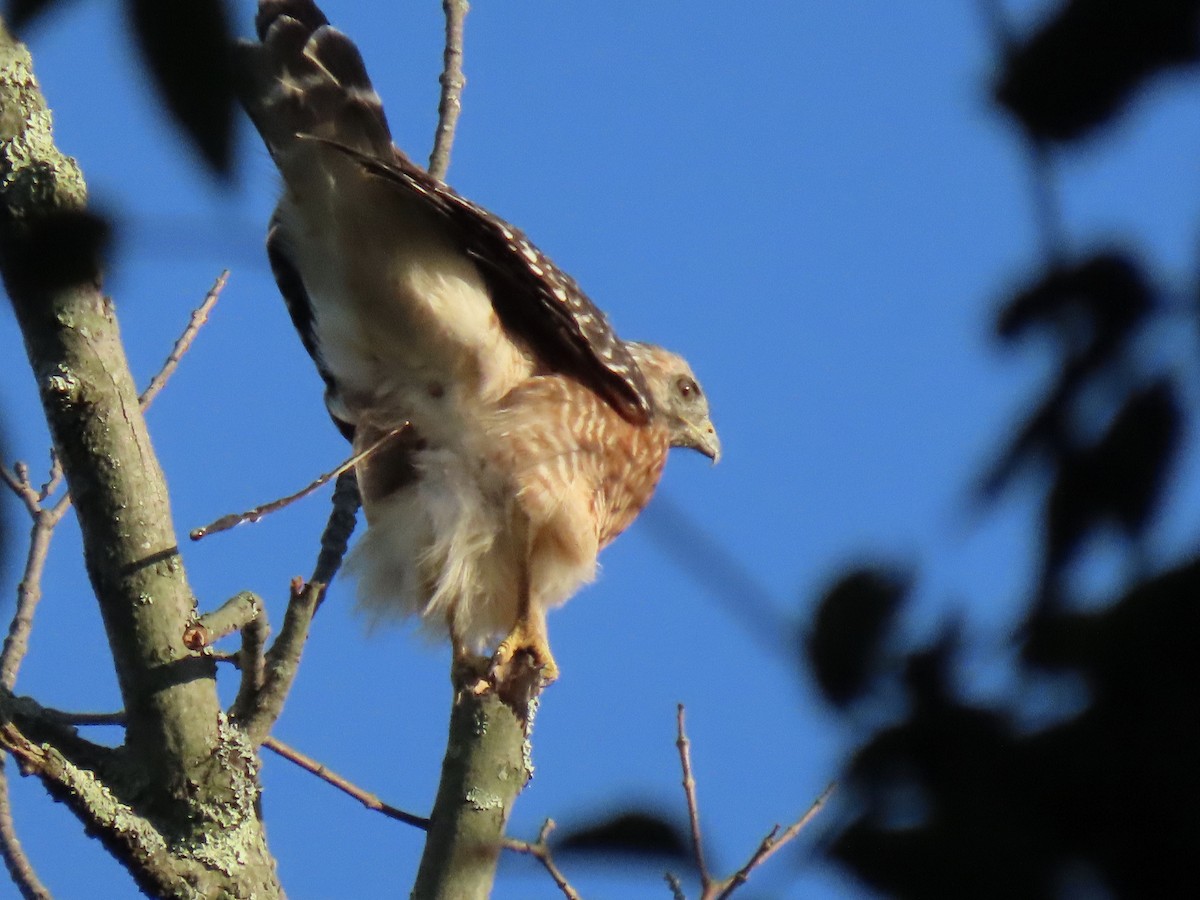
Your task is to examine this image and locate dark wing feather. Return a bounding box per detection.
[266,219,355,441]
[236,0,393,162]
[309,137,654,426]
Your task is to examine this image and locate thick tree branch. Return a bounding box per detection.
[412,688,531,900]
[0,18,221,801]
[0,21,282,898]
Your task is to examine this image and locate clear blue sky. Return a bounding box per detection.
[4,1,1200,897]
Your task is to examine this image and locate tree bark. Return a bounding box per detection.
[0,19,281,898]
[411,688,531,900]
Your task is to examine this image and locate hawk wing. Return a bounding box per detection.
[236,0,652,433]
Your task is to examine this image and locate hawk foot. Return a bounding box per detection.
[470,623,559,704]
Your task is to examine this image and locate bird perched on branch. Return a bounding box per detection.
[236,0,719,695]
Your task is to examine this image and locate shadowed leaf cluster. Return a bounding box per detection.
[811,2,1200,896]
[7,0,236,174]
[995,0,1200,142]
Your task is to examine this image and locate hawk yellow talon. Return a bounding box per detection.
[490,633,559,689]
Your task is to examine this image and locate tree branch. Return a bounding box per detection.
[262,735,429,829]
[411,688,531,900]
[138,269,227,410]
[429,0,469,180]
[0,19,282,897]
[237,471,360,744]
[183,591,264,651]
[0,763,50,900]
[675,705,834,899]
[502,819,582,900]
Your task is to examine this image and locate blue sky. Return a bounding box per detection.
[4,1,1200,897]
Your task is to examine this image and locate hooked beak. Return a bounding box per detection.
[692,421,721,465]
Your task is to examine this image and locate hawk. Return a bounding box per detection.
[236,0,719,690]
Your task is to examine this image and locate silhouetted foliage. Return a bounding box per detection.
[5,0,61,30]
[127,0,236,175]
[995,0,1200,142]
[806,567,908,709]
[815,2,1200,896]
[555,810,693,865]
[0,208,108,295]
[6,0,237,175]
[982,251,1154,502]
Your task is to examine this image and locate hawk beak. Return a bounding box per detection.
[695,422,721,465]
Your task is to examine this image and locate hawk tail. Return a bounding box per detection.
[235,0,394,163]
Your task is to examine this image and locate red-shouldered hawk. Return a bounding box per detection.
[237,0,719,692]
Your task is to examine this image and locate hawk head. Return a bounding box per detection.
[626,342,720,463]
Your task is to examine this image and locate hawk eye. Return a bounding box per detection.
[675,375,700,399]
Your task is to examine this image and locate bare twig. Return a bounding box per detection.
[712,783,834,900]
[0,762,51,900]
[183,591,263,651]
[428,0,469,180]
[36,454,62,503]
[502,819,582,900]
[675,706,834,899]
[236,469,362,744]
[139,270,228,410]
[1,504,61,691]
[0,464,38,515]
[676,704,710,882]
[189,426,402,541]
[41,709,125,727]
[262,735,429,829]
[664,872,687,900]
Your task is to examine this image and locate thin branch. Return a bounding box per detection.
[676,704,710,883]
[41,709,125,727]
[36,454,62,503]
[502,820,582,900]
[664,872,687,900]
[262,736,429,829]
[138,270,228,410]
[428,0,469,180]
[1,509,57,691]
[711,783,835,900]
[183,591,263,651]
[236,469,362,744]
[0,761,51,900]
[238,578,321,746]
[189,426,401,541]
[0,464,38,516]
[675,706,834,900]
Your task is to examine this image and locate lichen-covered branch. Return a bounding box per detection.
[411,688,531,900]
[0,19,282,898]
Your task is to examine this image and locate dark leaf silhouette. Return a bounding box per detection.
[805,566,907,708]
[995,252,1150,362]
[982,251,1154,500]
[125,0,236,176]
[995,0,1200,142]
[555,810,693,865]
[0,208,109,295]
[6,0,68,30]
[831,559,1200,898]
[1044,379,1180,571]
